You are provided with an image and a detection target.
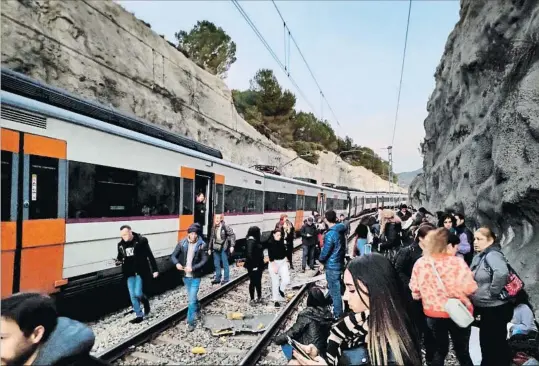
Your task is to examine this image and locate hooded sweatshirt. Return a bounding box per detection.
[33,317,95,366]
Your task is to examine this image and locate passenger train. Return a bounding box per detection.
[0,68,407,298]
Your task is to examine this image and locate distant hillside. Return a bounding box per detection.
[397,168,423,187]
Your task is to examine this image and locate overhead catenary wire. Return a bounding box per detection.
[271,0,341,127]
[231,0,318,117]
[390,0,413,148]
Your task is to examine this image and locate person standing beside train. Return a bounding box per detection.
[170,224,209,332]
[208,214,236,285]
[319,210,348,319]
[116,225,159,324]
[276,214,296,270]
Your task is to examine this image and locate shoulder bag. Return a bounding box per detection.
[483,251,524,301]
[429,260,474,328]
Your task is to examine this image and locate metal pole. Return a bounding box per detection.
[387,146,393,194]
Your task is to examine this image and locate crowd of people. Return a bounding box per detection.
[2,205,538,366]
[277,205,538,366]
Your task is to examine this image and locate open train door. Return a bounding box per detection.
[1,128,67,297]
[294,190,305,229]
[317,192,326,215]
[178,166,220,241]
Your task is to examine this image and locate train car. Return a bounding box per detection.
[0,68,406,298]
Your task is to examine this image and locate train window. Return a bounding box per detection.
[215,183,224,215]
[29,155,59,220]
[182,178,194,215]
[68,161,181,219]
[224,185,263,214]
[296,195,305,211]
[304,196,317,212]
[224,185,243,214]
[1,151,12,222]
[254,189,264,214]
[137,172,179,216]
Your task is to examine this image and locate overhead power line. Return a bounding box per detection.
[230,0,319,119]
[390,0,413,148]
[271,0,341,128]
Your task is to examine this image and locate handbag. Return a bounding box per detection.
[483,252,524,300]
[429,260,474,328]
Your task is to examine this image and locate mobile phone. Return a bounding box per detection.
[287,336,313,361]
[364,244,372,254]
[281,344,293,360]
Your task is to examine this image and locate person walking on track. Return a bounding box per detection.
[116,225,159,324]
[170,224,209,332]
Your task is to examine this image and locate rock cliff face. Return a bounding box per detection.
[410,0,539,308]
[1,0,402,192]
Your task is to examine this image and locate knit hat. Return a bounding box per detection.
[187,224,199,234]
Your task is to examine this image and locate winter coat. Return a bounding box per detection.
[170,237,209,278]
[300,224,318,246]
[470,245,509,307]
[116,233,158,279]
[394,241,423,290]
[319,223,347,271]
[33,317,97,366]
[455,224,474,265]
[209,221,236,252]
[380,221,402,251]
[245,236,264,270]
[274,307,333,354]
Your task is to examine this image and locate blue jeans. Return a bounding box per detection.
[183,277,201,326]
[302,244,315,269]
[127,275,145,318]
[326,269,343,318]
[213,249,230,282]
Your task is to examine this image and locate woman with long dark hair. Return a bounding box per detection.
[290,254,421,366]
[245,226,264,304]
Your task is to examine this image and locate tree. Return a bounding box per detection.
[175,20,237,78]
[230,69,399,181]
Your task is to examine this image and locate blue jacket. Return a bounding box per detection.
[319,223,347,271]
[170,237,208,278]
[33,317,96,365]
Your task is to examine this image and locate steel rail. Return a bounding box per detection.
[95,212,374,364]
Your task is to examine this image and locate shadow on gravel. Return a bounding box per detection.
[54,269,187,322]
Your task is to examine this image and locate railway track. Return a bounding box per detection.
[95,215,370,365]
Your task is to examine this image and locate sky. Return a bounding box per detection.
[117,0,460,173]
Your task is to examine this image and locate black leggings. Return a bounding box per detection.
[426,317,473,366]
[286,242,294,266]
[248,268,263,300]
[476,303,514,366]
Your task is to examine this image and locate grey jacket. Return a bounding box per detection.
[470,245,509,307]
[209,221,236,251]
[33,317,95,365]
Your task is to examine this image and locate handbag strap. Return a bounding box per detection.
[429,259,448,296]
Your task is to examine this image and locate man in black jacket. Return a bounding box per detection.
[300,216,318,272]
[116,225,159,323]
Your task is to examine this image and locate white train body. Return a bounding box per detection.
[0,69,407,297]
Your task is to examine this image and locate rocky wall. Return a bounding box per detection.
[410,0,539,309]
